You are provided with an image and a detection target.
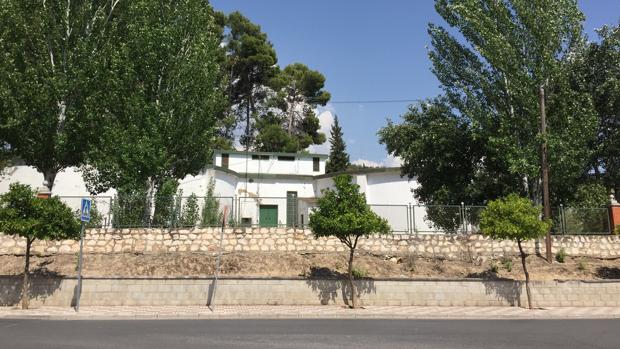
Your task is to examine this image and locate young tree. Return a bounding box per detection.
[201,177,222,227]
[83,0,228,214]
[479,194,551,309]
[309,175,390,308]
[0,183,80,309]
[326,116,350,173]
[181,194,200,227]
[379,0,597,208]
[0,1,121,192]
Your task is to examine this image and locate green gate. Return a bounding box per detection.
[259,205,278,227]
[286,192,298,227]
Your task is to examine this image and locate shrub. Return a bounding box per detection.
[351,267,368,279]
[180,194,200,227]
[613,225,620,236]
[501,257,513,272]
[577,260,587,271]
[555,248,566,263]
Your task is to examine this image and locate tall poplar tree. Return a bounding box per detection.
[379,0,597,207]
[0,0,120,192]
[326,116,350,173]
[83,0,227,210]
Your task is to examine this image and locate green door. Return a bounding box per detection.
[286,191,298,227]
[259,205,278,227]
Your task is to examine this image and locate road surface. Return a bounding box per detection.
[0,319,617,348]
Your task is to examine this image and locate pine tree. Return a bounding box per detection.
[326,116,350,173]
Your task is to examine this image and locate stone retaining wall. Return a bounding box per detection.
[1,228,619,259]
[0,277,618,307]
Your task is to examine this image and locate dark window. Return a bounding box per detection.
[313,157,320,171]
[252,154,270,160]
[277,156,295,161]
[221,153,229,168]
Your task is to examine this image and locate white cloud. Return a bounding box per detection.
[352,154,402,168]
[308,108,335,154]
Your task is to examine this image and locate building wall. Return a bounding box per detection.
[215,152,325,176]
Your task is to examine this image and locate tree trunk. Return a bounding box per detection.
[21,238,33,310]
[517,239,533,309]
[143,178,155,226]
[347,246,357,309]
[43,169,57,193]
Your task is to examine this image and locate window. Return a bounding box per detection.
[313,157,320,172]
[221,153,229,168]
[251,154,270,160]
[277,156,295,161]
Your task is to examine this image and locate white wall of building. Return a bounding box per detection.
[215,152,326,176]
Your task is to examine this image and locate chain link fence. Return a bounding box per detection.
[57,195,614,235]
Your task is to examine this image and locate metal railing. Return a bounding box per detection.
[57,195,614,235]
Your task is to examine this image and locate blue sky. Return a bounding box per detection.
[211,0,620,166]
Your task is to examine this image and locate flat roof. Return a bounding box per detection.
[213,149,328,159]
[207,165,403,180]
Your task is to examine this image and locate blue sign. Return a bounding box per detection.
[80,199,92,222]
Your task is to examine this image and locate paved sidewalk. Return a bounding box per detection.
[1,305,619,320]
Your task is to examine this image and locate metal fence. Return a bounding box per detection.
[57,195,614,235]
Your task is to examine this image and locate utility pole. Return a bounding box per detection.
[539,84,552,263]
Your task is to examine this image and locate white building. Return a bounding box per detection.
[1,150,426,231]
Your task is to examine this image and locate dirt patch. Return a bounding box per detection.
[0,252,618,280]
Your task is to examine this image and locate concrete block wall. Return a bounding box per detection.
[1,228,619,259]
[1,277,618,307]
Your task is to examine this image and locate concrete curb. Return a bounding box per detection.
[2,306,620,321]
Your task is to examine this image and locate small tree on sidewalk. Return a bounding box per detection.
[0,183,79,309]
[309,175,390,308]
[479,194,551,309]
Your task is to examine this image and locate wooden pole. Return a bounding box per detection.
[540,85,553,263]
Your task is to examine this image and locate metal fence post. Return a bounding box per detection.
[412,204,417,236]
[559,204,565,235]
[460,202,466,234]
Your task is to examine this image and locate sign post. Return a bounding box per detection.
[75,198,91,312]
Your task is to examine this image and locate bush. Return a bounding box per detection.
[351,267,368,279]
[501,257,513,272]
[555,248,566,263]
[613,225,620,236]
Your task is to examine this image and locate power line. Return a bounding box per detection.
[330,99,424,104]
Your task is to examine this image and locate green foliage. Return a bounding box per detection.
[480,194,551,242]
[255,63,330,153]
[577,21,620,198]
[0,183,80,242]
[152,180,179,228]
[379,0,599,209]
[614,225,620,236]
[501,257,513,272]
[489,262,499,274]
[201,177,222,227]
[309,175,391,242]
[85,201,103,229]
[569,182,610,207]
[556,248,567,263]
[326,116,350,173]
[112,186,147,228]
[83,0,227,195]
[351,267,368,279]
[0,1,119,191]
[225,11,278,149]
[181,194,200,227]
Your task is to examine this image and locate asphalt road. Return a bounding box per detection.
[0,319,618,349]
